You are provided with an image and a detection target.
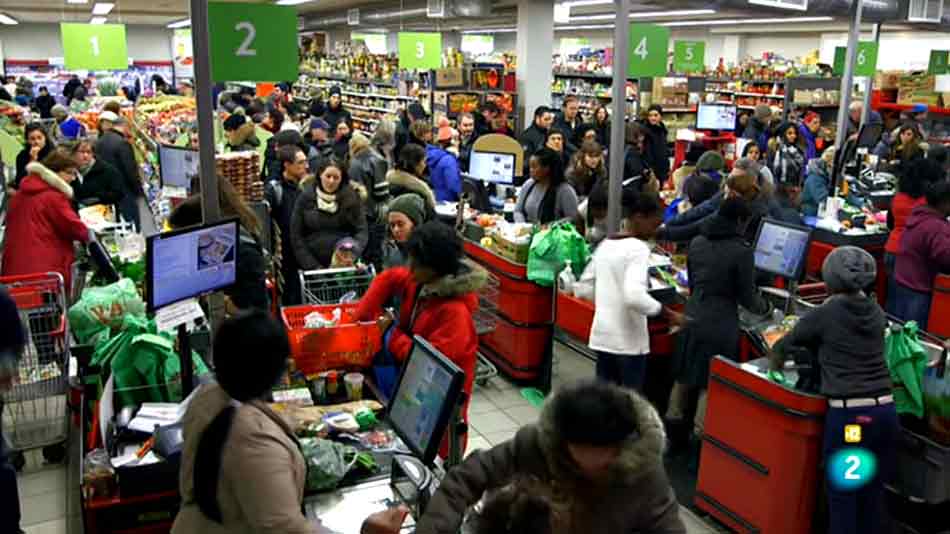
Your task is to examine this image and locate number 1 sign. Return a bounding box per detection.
[208,2,298,82]
[629,24,670,77]
[61,23,128,71]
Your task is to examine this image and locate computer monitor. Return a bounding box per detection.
[753,218,813,282]
[145,219,239,311]
[158,144,200,190]
[468,151,516,185]
[387,336,465,466]
[696,103,737,131]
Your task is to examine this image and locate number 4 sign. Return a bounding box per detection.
[629,24,670,77]
[398,33,442,70]
[61,23,128,71]
[208,2,299,82]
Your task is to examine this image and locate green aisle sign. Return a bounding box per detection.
[628,24,670,77]
[833,42,879,77]
[398,33,442,70]
[61,23,128,70]
[207,3,298,82]
[929,50,949,74]
[674,41,705,73]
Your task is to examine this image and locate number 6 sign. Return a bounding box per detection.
[208,3,298,82]
[629,24,670,77]
[399,33,442,70]
[61,23,128,71]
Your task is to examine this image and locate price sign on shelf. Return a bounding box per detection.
[833,42,879,77]
[674,40,705,73]
[208,2,298,82]
[628,24,670,77]
[398,32,442,70]
[60,23,128,71]
[930,50,949,75]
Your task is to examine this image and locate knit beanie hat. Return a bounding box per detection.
[696,150,726,172]
[389,193,426,226]
[60,118,84,140]
[822,246,877,293]
[329,85,342,97]
[754,104,772,122]
[309,118,330,132]
[437,116,454,143]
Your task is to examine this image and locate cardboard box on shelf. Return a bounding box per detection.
[897,89,941,106]
[898,73,936,93]
[875,70,902,90]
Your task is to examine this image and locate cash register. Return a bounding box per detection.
[304,336,466,532]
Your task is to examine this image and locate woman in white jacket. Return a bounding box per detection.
[577,190,671,389]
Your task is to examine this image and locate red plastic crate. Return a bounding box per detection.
[479,319,550,380]
[556,291,594,342]
[494,275,553,325]
[281,304,382,375]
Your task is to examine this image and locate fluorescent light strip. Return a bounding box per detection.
[275,0,314,5]
[67,0,89,4]
[367,8,428,19]
[90,16,107,24]
[562,0,612,7]
[91,2,114,15]
[0,13,18,25]
[167,19,191,28]
[460,28,517,34]
[571,9,716,22]
[553,15,834,30]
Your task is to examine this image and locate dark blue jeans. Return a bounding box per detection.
[595,351,647,391]
[0,400,21,532]
[823,402,899,534]
[891,282,932,330]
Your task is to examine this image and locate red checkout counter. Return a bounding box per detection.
[927,274,950,338]
[463,240,555,391]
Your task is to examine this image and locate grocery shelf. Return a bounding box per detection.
[734,92,784,98]
[343,90,416,101]
[875,102,950,115]
[553,71,613,81]
[706,78,785,85]
[345,103,397,114]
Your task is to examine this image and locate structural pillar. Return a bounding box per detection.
[516,0,554,130]
[860,23,882,128]
[832,0,864,195]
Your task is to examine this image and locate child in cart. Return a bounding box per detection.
[330,237,363,269]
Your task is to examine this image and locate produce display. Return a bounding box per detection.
[0,99,29,141]
[134,96,197,146]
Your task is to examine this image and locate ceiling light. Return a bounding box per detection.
[555,23,613,30]
[661,15,833,26]
[563,0,612,7]
[571,9,716,21]
[67,0,90,4]
[366,8,427,19]
[91,3,114,15]
[275,0,314,5]
[0,13,18,25]
[90,16,107,24]
[460,27,516,34]
[166,18,191,28]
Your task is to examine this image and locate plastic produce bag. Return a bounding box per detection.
[526,221,590,287]
[68,278,146,344]
[300,437,358,491]
[922,348,950,445]
[885,322,929,418]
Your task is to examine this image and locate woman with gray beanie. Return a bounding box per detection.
[382,193,428,269]
[769,246,896,534]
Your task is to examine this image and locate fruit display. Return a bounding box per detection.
[134,96,197,146]
[0,100,29,140]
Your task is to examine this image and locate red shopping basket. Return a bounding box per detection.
[280,304,382,375]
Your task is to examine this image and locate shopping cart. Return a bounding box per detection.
[1,272,71,470]
[299,266,376,305]
[473,271,500,386]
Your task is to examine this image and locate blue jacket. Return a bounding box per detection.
[801,159,830,217]
[798,123,819,162]
[426,145,461,202]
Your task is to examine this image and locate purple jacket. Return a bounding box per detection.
[895,205,950,292]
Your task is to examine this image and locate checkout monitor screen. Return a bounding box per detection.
[753,219,813,281]
[388,336,465,465]
[158,144,199,190]
[696,104,737,131]
[468,151,516,185]
[146,219,239,311]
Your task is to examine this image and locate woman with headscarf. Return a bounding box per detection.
[769,247,895,534]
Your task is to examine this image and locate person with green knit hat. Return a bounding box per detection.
[382,193,428,269]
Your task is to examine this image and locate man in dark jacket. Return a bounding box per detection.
[63,75,82,105]
[742,104,772,153]
[266,145,307,304]
[519,106,554,176]
[0,286,25,534]
[457,112,477,173]
[324,86,351,130]
[95,112,142,229]
[640,104,671,185]
[473,101,500,138]
[415,379,685,534]
[394,103,428,161]
[262,130,321,182]
[33,86,56,119]
[305,118,334,166]
[553,96,582,149]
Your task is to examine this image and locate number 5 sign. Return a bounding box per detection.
[208,3,298,82]
[629,24,670,77]
[399,33,442,70]
[61,23,128,71]
[674,41,705,73]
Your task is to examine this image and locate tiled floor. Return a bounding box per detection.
[15,341,719,534]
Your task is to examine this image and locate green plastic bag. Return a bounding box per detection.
[526,221,590,287]
[300,438,358,491]
[68,278,146,344]
[884,322,928,418]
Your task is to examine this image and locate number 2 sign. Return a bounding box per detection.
[61,23,128,71]
[398,33,442,70]
[208,3,298,82]
[629,24,670,77]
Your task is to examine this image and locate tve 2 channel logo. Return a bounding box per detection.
[827,424,878,491]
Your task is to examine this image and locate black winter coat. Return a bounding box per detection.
[348,148,389,220]
[324,105,352,130]
[74,159,125,207]
[640,121,670,184]
[672,215,770,387]
[34,95,56,119]
[290,180,367,269]
[518,124,548,175]
[227,229,269,311]
[95,130,141,196]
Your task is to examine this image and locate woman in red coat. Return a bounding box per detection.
[2,150,91,289]
[356,221,487,457]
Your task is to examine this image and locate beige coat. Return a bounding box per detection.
[171,383,317,534]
